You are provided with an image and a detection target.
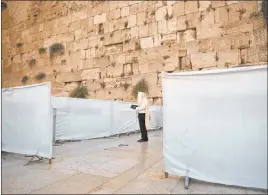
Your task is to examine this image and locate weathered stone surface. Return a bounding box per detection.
[138,25,149,38]
[177,16,187,31]
[199,1,212,12]
[94,13,107,24]
[191,52,217,69]
[196,23,222,39]
[2,1,266,103]
[215,6,229,23]
[185,1,198,14]
[155,6,167,22]
[56,72,82,83]
[157,20,168,34]
[81,68,100,80]
[167,19,177,33]
[216,49,240,67]
[172,1,184,17]
[140,37,154,49]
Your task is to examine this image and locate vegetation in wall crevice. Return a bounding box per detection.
[70,86,88,99]
[131,78,149,98]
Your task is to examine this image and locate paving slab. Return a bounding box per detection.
[1,130,266,194]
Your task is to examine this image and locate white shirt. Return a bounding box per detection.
[136,98,148,114]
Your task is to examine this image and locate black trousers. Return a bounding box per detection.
[138,113,148,140]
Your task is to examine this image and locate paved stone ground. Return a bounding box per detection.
[1,130,267,194]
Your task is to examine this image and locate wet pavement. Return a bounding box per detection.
[1,130,266,194]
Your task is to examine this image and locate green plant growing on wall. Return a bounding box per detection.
[131,78,149,98]
[35,72,46,80]
[29,59,36,68]
[49,43,65,58]
[237,8,246,20]
[100,82,106,88]
[16,43,23,47]
[135,42,141,50]
[21,76,29,84]
[70,86,88,99]
[39,47,46,54]
[123,83,130,91]
[111,61,116,67]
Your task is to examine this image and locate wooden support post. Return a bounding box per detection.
[164,172,169,178]
[49,159,52,164]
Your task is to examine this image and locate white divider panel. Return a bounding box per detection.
[111,101,139,135]
[51,97,112,140]
[2,83,53,159]
[149,105,163,130]
[162,65,267,189]
[52,97,163,141]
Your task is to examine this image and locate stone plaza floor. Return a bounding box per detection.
[1,130,266,194]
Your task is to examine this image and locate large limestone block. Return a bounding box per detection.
[198,39,213,53]
[215,6,229,23]
[58,15,72,26]
[130,3,139,15]
[58,32,75,43]
[185,1,198,14]
[56,72,82,83]
[81,68,100,80]
[63,82,80,92]
[155,6,167,22]
[199,1,212,12]
[161,33,177,44]
[86,79,101,92]
[92,3,103,15]
[88,36,98,47]
[177,15,187,31]
[106,65,123,78]
[186,12,199,28]
[94,56,110,69]
[250,29,267,47]
[211,1,226,8]
[69,21,81,32]
[148,22,158,36]
[216,49,240,67]
[240,1,258,18]
[127,14,137,28]
[157,20,168,34]
[131,26,139,38]
[137,12,146,26]
[258,44,267,63]
[86,48,96,59]
[140,37,154,49]
[94,13,107,24]
[212,36,232,51]
[172,1,184,17]
[73,38,89,51]
[184,29,196,42]
[191,52,217,69]
[138,25,149,38]
[121,6,130,17]
[196,23,222,39]
[110,30,123,44]
[106,42,123,54]
[186,40,199,54]
[71,8,88,22]
[167,19,177,33]
[200,9,215,26]
[247,46,259,63]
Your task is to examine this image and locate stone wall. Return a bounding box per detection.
[2,1,267,104]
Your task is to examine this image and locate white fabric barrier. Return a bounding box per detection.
[2,83,53,159]
[51,97,162,141]
[162,65,267,189]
